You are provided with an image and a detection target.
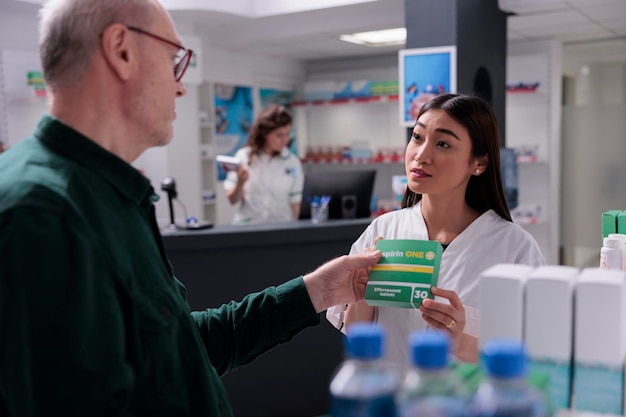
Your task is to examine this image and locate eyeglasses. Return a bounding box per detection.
[127,26,193,82]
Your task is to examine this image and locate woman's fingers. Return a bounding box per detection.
[431,287,465,314]
[421,300,457,329]
[365,236,385,253]
[421,291,465,332]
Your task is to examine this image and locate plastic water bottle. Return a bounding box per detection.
[468,339,546,417]
[329,323,400,417]
[396,330,468,417]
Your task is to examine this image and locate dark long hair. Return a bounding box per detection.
[246,104,292,161]
[402,93,512,222]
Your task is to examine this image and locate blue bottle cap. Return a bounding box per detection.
[345,323,384,359]
[409,330,450,369]
[482,339,526,378]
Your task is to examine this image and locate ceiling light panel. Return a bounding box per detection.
[340,27,406,47]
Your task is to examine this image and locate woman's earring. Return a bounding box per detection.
[475,169,480,174]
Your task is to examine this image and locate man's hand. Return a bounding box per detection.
[303,250,382,313]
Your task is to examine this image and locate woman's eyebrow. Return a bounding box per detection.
[435,128,460,140]
[414,121,460,140]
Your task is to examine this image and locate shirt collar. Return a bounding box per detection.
[254,147,292,160]
[34,115,157,205]
[278,147,292,159]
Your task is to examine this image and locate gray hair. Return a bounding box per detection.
[39,0,156,91]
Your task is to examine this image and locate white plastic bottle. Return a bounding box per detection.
[396,330,469,417]
[608,233,626,271]
[600,236,622,270]
[329,323,401,417]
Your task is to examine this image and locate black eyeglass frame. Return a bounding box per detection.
[127,26,193,82]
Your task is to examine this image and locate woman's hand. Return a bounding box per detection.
[419,287,478,362]
[235,164,249,184]
[226,165,249,205]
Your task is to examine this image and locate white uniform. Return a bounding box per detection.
[326,201,545,368]
[224,146,304,224]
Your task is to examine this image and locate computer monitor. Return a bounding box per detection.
[299,169,377,220]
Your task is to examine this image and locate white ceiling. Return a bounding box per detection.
[169,0,406,60]
[502,0,626,44]
[1,0,625,61]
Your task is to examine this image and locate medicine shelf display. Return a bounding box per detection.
[505,51,557,263]
[0,50,48,149]
[291,94,399,107]
[505,81,540,93]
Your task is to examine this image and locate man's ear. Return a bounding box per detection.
[100,24,134,81]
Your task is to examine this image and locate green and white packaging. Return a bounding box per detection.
[365,239,442,308]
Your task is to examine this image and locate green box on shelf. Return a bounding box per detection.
[602,210,622,237]
[371,81,399,96]
[365,239,442,309]
[617,211,626,234]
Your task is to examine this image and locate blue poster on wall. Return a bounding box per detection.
[399,46,457,127]
[259,87,297,155]
[214,84,253,181]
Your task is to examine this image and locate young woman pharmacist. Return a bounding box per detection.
[326,93,545,366]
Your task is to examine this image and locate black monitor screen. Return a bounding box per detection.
[299,169,377,220]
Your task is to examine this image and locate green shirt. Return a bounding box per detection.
[0,115,321,416]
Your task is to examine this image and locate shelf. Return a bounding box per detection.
[291,94,399,107]
[201,189,216,205]
[7,95,47,104]
[303,159,404,165]
[505,81,541,94]
[511,203,542,226]
[518,158,546,165]
[514,217,542,225]
[506,89,543,95]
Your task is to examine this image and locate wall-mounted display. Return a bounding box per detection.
[398,46,457,127]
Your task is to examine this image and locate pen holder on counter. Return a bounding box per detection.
[310,202,329,224]
[308,195,331,224]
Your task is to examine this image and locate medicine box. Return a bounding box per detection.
[618,211,626,235]
[602,210,621,237]
[365,239,442,309]
[573,268,626,415]
[478,263,533,348]
[524,265,578,411]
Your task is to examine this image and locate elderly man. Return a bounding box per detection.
[0,0,381,415]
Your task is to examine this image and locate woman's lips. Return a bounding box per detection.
[411,168,432,178]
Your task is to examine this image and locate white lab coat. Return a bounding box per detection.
[326,201,545,368]
[224,146,303,224]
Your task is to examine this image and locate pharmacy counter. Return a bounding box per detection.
[161,218,371,417]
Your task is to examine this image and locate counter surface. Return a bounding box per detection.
[161,217,371,249]
[162,218,371,417]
